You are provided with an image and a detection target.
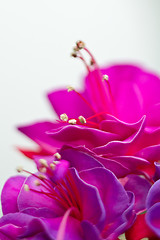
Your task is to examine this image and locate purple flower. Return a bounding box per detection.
[0,160,135,240]
[18,42,160,179]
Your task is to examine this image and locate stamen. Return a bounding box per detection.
[71,52,77,58]
[68,119,77,125]
[54,152,61,160]
[67,86,75,92]
[39,159,48,168]
[78,115,86,124]
[76,40,85,50]
[16,166,23,173]
[39,167,47,173]
[103,75,109,81]
[50,163,56,170]
[24,184,30,191]
[34,180,41,186]
[60,113,68,122]
[38,174,46,180]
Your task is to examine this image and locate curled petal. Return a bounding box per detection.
[1,176,26,214]
[146,203,160,238]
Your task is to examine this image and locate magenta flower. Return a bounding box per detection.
[18,41,160,179]
[0,159,135,240]
[125,178,160,239]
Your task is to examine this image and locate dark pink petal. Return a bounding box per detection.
[80,168,129,223]
[48,89,94,119]
[60,146,103,171]
[100,65,160,123]
[100,114,144,140]
[126,213,156,240]
[146,203,160,237]
[146,179,160,209]
[146,103,160,127]
[153,162,160,181]
[18,121,63,153]
[48,125,120,149]
[60,146,131,178]
[93,116,146,156]
[17,174,64,216]
[105,192,135,240]
[124,175,151,212]
[1,176,26,214]
[136,144,160,163]
[0,213,35,239]
[70,168,106,231]
[81,221,101,240]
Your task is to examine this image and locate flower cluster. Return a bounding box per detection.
[1,41,160,239]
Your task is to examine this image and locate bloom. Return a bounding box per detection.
[18,42,160,180]
[0,158,135,240]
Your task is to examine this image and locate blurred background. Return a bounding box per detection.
[0,0,160,195]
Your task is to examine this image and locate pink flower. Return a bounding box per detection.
[18,41,160,179]
[0,159,135,239]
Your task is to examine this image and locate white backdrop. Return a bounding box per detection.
[0,0,160,194]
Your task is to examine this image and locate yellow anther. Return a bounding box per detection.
[68,119,77,125]
[39,167,47,173]
[24,184,30,191]
[16,166,23,173]
[76,40,85,50]
[50,163,56,170]
[39,159,48,167]
[34,180,41,186]
[54,152,61,160]
[60,113,68,122]
[103,75,109,81]
[78,115,86,124]
[67,86,75,92]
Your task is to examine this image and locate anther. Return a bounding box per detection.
[34,180,41,186]
[24,184,30,191]
[16,166,23,173]
[54,152,61,160]
[54,160,60,165]
[67,86,75,92]
[39,167,47,173]
[76,40,85,50]
[39,159,48,168]
[38,174,46,180]
[78,115,86,124]
[103,75,109,81]
[50,163,56,170]
[68,119,77,125]
[60,113,68,122]
[71,52,77,58]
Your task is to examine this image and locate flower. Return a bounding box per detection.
[125,178,160,240]
[18,41,160,180]
[0,159,135,240]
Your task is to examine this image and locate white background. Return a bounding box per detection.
[0,0,160,194]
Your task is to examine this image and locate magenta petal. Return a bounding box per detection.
[153,162,160,181]
[60,146,103,171]
[0,212,34,239]
[124,175,151,212]
[81,221,101,240]
[18,121,63,153]
[17,174,64,216]
[1,176,26,214]
[71,168,106,231]
[48,89,94,119]
[146,202,160,237]
[146,179,160,209]
[100,65,160,123]
[80,168,129,223]
[93,116,146,156]
[48,125,120,149]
